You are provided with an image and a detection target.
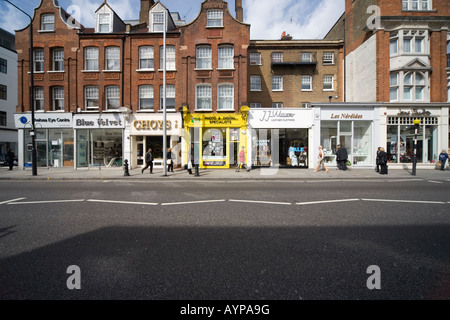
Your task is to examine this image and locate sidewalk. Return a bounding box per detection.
[1,165,448,181]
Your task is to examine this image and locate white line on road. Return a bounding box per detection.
[8,199,85,205]
[161,199,226,206]
[427,180,443,184]
[296,198,360,205]
[87,199,158,206]
[0,197,26,205]
[387,179,424,182]
[229,199,292,205]
[361,198,446,204]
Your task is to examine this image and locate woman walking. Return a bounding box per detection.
[314,145,328,173]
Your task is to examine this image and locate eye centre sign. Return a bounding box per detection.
[14,113,73,128]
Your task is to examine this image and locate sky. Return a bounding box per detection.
[0,0,345,40]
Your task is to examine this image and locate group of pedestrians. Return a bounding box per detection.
[141,147,175,174]
[314,144,349,173]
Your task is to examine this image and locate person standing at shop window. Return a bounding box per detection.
[377,147,388,175]
[6,149,15,171]
[314,146,328,173]
[336,144,348,171]
[438,149,448,171]
[167,148,174,173]
[236,146,249,172]
[142,148,154,174]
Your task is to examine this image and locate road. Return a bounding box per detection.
[0,178,449,302]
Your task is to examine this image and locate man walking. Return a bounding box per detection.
[142,148,154,174]
[336,144,348,171]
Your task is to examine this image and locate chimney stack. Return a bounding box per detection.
[140,0,155,26]
[235,0,243,22]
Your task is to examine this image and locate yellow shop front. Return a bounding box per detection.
[183,109,249,169]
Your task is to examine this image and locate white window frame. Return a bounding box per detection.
[52,48,64,71]
[301,75,312,91]
[34,87,44,111]
[249,53,261,65]
[390,73,399,102]
[139,46,154,70]
[139,85,154,110]
[250,103,261,109]
[390,33,398,56]
[98,13,111,33]
[152,12,165,32]
[272,76,283,91]
[250,76,261,91]
[105,86,120,110]
[218,84,234,111]
[302,52,312,62]
[272,52,283,63]
[196,45,212,69]
[323,75,334,91]
[207,10,223,27]
[85,86,99,110]
[52,87,64,111]
[403,0,432,10]
[272,103,283,108]
[84,47,99,71]
[323,52,334,65]
[34,49,44,72]
[160,85,175,111]
[160,45,176,70]
[196,84,212,111]
[105,46,120,71]
[218,45,234,69]
[40,14,55,31]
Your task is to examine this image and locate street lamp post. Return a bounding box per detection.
[162,10,167,176]
[4,0,37,175]
[411,118,421,176]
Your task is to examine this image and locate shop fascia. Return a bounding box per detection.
[14,112,73,129]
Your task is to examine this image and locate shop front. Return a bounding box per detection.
[74,114,124,168]
[129,113,182,169]
[247,108,314,169]
[14,112,73,169]
[182,109,248,169]
[313,103,381,168]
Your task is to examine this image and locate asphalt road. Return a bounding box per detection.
[0,179,449,303]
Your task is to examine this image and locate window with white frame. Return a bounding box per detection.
[447,78,450,102]
[160,45,176,70]
[139,46,154,70]
[218,84,234,110]
[390,32,398,56]
[160,85,175,110]
[323,75,334,91]
[98,13,111,33]
[249,53,261,65]
[272,103,283,108]
[272,76,283,91]
[34,49,44,72]
[207,10,223,27]
[152,12,165,32]
[301,76,312,91]
[196,45,212,69]
[84,47,99,71]
[105,86,120,109]
[403,72,425,101]
[447,40,450,67]
[52,48,64,71]
[218,45,234,69]
[272,52,283,63]
[323,52,334,65]
[250,103,261,108]
[395,30,428,55]
[85,86,99,109]
[41,14,55,31]
[52,87,64,111]
[196,84,212,110]
[250,76,261,91]
[302,52,312,62]
[139,85,153,110]
[34,87,44,111]
[403,0,431,10]
[390,73,399,101]
[105,47,120,71]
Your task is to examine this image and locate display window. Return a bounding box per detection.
[76,129,122,167]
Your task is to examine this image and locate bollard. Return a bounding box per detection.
[194,165,199,176]
[123,159,130,176]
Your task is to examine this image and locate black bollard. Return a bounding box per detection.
[123,159,130,176]
[194,165,199,176]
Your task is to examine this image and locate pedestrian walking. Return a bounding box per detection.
[6,149,15,171]
[377,147,388,175]
[167,147,174,172]
[314,145,328,173]
[336,144,348,171]
[438,149,448,171]
[236,146,249,172]
[375,147,381,172]
[142,148,154,174]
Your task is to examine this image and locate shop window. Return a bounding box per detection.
[41,14,55,31]
[218,45,234,69]
[105,47,120,71]
[105,86,120,110]
[218,84,234,110]
[250,76,261,91]
[160,45,176,70]
[52,87,64,111]
[207,10,223,27]
[85,86,99,110]
[52,48,64,71]
[84,47,99,71]
[202,128,227,167]
[139,46,154,70]
[34,49,44,72]
[196,84,211,110]
[196,45,212,69]
[34,87,44,111]
[139,85,153,110]
[160,85,175,111]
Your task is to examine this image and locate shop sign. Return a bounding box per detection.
[320,109,374,121]
[133,120,178,131]
[14,113,73,128]
[330,113,363,119]
[248,109,313,128]
[73,114,124,129]
[397,108,431,116]
[204,115,240,125]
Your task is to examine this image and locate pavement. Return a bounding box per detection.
[1,164,449,181]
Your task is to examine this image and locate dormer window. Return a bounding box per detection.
[41,14,55,31]
[207,10,223,27]
[98,13,111,33]
[152,12,165,32]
